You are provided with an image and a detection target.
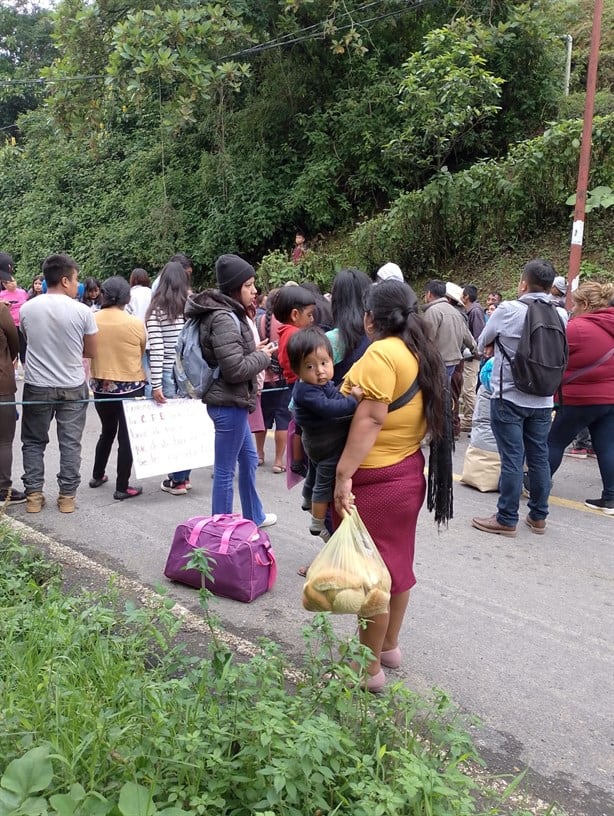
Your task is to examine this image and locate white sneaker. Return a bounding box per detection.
[258,513,277,528]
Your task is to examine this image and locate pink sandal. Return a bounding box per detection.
[380,647,402,669]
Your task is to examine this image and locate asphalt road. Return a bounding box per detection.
[6,394,614,816]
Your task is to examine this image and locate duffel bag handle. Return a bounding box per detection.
[255,540,278,590]
[187,515,258,554]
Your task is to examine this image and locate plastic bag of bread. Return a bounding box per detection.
[302,508,391,617]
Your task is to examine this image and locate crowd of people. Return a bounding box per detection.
[1,245,613,693]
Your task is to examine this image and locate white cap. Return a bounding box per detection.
[376,262,403,282]
[552,275,567,295]
[446,282,464,304]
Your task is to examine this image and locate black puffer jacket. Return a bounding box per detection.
[185,290,268,411]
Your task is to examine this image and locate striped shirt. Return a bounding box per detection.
[146,309,184,390]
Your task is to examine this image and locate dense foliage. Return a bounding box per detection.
[0,0,610,283]
[352,114,614,277]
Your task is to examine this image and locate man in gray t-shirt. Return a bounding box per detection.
[19,254,98,514]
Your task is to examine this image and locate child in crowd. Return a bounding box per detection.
[273,284,317,475]
[83,277,102,310]
[287,327,362,540]
[28,274,44,299]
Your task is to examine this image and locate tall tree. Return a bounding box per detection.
[0,1,55,136]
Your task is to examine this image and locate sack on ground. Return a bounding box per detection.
[460,445,501,492]
[496,299,568,397]
[302,508,391,617]
[165,514,277,602]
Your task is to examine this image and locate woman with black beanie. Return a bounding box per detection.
[184,254,278,527]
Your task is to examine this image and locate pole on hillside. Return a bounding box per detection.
[567,0,603,311]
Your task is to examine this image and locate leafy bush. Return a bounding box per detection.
[351,114,614,278]
[0,528,544,816]
[558,90,614,120]
[257,247,355,294]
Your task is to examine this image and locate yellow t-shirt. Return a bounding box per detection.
[341,336,426,469]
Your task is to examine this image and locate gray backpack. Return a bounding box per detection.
[174,312,240,399]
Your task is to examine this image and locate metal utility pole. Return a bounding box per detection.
[567,0,603,310]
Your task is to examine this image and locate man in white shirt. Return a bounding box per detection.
[19,254,98,514]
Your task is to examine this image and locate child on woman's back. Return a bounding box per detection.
[287,327,362,540]
[273,284,317,475]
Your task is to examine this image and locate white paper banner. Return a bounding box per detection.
[123,398,215,479]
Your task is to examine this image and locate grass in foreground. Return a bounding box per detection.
[0,525,563,816]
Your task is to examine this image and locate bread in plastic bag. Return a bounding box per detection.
[302,508,391,617]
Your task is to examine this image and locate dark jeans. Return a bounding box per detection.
[21,383,89,496]
[92,388,144,492]
[161,370,190,483]
[302,455,338,506]
[17,327,27,365]
[0,394,17,491]
[490,398,552,526]
[549,404,614,501]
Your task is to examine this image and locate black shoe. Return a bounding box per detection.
[89,475,108,488]
[114,486,143,501]
[584,497,614,515]
[0,488,27,504]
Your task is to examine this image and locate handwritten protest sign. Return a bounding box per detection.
[123,399,215,478]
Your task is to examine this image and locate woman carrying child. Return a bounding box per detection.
[334,280,452,691]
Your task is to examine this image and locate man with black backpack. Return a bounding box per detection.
[471,260,568,537]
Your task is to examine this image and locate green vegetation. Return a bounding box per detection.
[2,0,610,287]
[351,115,614,278]
[0,526,563,816]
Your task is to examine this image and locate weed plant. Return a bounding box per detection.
[0,528,556,816]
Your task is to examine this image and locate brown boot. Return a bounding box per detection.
[525,515,546,535]
[57,494,76,513]
[471,514,517,537]
[26,492,46,513]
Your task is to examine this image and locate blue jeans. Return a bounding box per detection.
[161,370,190,483]
[548,404,614,501]
[490,398,552,526]
[207,404,265,525]
[21,383,89,496]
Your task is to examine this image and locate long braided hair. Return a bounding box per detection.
[363,280,454,525]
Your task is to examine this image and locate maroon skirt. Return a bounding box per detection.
[350,450,426,594]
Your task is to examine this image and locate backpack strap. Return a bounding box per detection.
[257,312,268,341]
[388,377,419,412]
[494,336,513,400]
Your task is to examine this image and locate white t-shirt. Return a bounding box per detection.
[20,294,98,388]
[127,285,152,322]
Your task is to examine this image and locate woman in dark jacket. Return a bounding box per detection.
[185,255,277,527]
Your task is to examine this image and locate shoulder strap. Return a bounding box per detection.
[388,378,420,412]
[562,346,614,385]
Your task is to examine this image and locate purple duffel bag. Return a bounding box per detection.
[164,514,277,603]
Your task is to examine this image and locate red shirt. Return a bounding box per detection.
[277,323,300,384]
[561,308,614,405]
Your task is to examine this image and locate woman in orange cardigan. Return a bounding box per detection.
[89,276,146,500]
